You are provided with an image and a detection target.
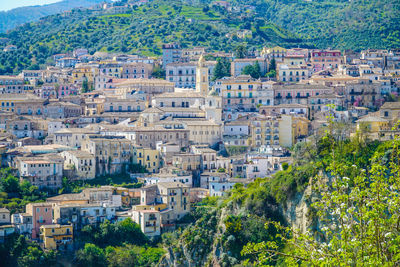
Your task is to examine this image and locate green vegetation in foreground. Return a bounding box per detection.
[158,122,398,266]
[1,121,400,265]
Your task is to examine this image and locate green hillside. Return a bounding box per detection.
[0,0,302,74]
[0,0,399,75]
[0,0,108,33]
[238,0,400,50]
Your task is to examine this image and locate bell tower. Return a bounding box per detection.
[196,54,209,95]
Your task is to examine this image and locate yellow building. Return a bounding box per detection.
[355,116,391,141]
[261,46,287,59]
[278,115,310,148]
[132,203,167,211]
[249,114,310,148]
[136,147,162,173]
[379,101,400,122]
[71,65,97,84]
[39,224,73,250]
[196,55,209,96]
[101,186,133,207]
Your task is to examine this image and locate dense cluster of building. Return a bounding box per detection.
[0,44,399,250]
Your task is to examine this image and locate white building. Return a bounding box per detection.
[132,210,161,237]
[209,180,235,196]
[16,155,64,189]
[11,213,33,236]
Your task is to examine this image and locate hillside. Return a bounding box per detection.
[240,0,400,50]
[0,0,399,75]
[0,0,108,33]
[0,0,303,74]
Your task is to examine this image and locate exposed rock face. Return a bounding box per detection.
[281,180,313,234]
[159,177,320,266]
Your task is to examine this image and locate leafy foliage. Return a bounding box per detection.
[78,218,148,247]
[212,57,231,81]
[241,61,261,79]
[0,234,57,267]
[0,168,47,213]
[243,124,400,266]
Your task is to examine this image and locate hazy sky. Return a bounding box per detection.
[0,0,61,11]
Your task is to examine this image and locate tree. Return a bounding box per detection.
[18,246,56,267]
[212,57,231,81]
[76,243,107,267]
[81,78,89,93]
[1,175,20,194]
[268,58,276,72]
[151,65,165,79]
[235,44,247,59]
[241,61,261,79]
[243,133,400,266]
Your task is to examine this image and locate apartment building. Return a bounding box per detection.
[0,208,10,225]
[16,154,64,189]
[273,83,333,105]
[172,153,202,172]
[133,123,190,149]
[53,203,116,230]
[82,135,137,176]
[140,182,190,222]
[310,49,342,72]
[162,43,182,67]
[278,64,310,82]
[218,75,262,111]
[191,146,217,171]
[61,150,96,180]
[40,224,73,250]
[136,147,162,173]
[157,182,190,220]
[53,127,99,148]
[121,62,153,79]
[0,76,26,94]
[132,210,161,237]
[11,213,33,236]
[180,119,222,145]
[25,202,53,239]
[103,97,146,113]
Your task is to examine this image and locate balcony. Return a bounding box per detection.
[349,90,363,95]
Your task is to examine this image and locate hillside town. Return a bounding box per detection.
[0,44,399,251]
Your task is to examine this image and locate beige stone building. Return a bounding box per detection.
[61,150,96,180]
[114,78,174,97]
[81,135,136,176]
[172,153,202,171]
[53,127,99,148]
[191,146,217,171]
[179,119,222,145]
[16,154,64,189]
[133,123,190,149]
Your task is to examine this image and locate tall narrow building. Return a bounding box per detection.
[196,55,209,95]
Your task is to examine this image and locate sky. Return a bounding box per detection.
[0,0,61,11]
